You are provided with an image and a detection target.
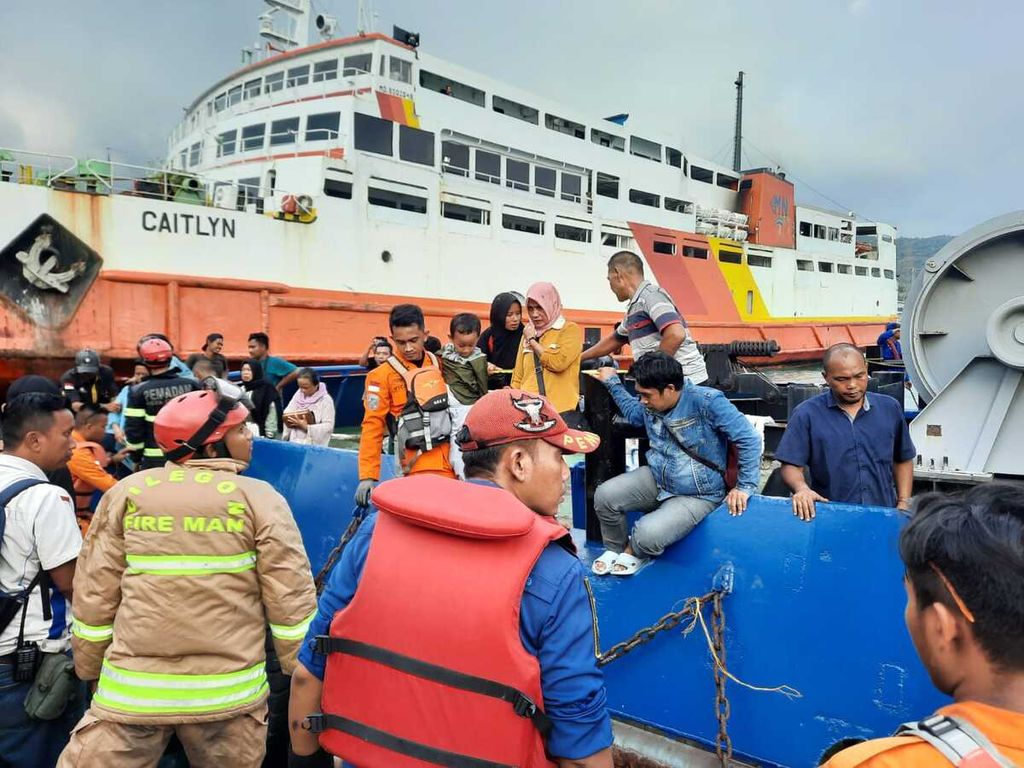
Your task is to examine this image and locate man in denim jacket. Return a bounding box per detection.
[591,352,761,576]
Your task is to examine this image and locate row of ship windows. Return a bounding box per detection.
[797,221,895,246]
[796,259,894,278]
[179,112,344,167]
[198,49,736,188]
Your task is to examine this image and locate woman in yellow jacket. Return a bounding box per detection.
[511,282,584,424]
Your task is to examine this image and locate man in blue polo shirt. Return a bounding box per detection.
[776,343,915,520]
[288,389,612,768]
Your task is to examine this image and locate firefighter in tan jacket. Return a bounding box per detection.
[58,388,317,768]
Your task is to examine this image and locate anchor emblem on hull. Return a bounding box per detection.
[15,225,85,293]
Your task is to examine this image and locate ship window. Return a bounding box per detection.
[534,167,556,197]
[474,150,500,184]
[683,246,708,259]
[368,187,427,213]
[389,57,412,84]
[244,78,261,99]
[179,150,187,168]
[596,172,619,199]
[306,112,341,142]
[227,84,243,107]
[214,92,227,112]
[797,260,814,272]
[238,177,261,209]
[719,249,742,264]
[216,130,237,158]
[313,59,338,82]
[799,221,811,236]
[590,128,624,152]
[555,223,592,243]
[855,266,868,276]
[545,113,585,139]
[739,179,753,191]
[503,212,544,235]
[287,65,310,87]
[748,253,772,268]
[857,225,877,236]
[690,165,713,183]
[814,224,827,239]
[871,267,881,277]
[666,147,683,168]
[653,240,675,255]
[602,231,633,249]
[343,54,372,76]
[443,202,489,224]
[561,173,582,203]
[818,261,834,273]
[324,178,353,199]
[206,101,214,117]
[354,113,394,156]
[270,117,300,146]
[881,234,894,243]
[837,263,852,274]
[884,269,895,279]
[630,136,662,162]
[665,197,693,214]
[188,142,201,166]
[441,141,469,176]
[420,69,485,107]
[264,72,284,93]
[399,125,435,166]
[493,95,539,125]
[241,123,265,152]
[506,159,530,191]
[628,189,659,208]
[716,173,739,191]
[828,227,840,242]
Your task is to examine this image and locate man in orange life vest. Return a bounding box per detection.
[354,303,454,507]
[67,406,126,536]
[290,389,613,768]
[823,483,1024,767]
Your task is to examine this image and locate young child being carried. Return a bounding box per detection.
[440,312,489,478]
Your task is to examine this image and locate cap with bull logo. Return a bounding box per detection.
[456,388,600,455]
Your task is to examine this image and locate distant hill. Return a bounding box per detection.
[896,235,954,301]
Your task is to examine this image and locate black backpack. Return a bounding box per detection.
[0,478,47,635]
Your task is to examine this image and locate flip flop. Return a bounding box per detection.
[591,550,619,576]
[611,552,648,576]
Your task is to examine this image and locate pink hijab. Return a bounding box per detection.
[526,282,564,336]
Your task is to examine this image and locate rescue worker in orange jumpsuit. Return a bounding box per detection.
[67,405,125,536]
[291,389,613,768]
[354,303,455,506]
[823,483,1024,767]
[59,388,317,768]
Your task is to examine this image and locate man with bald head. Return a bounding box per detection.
[775,343,915,520]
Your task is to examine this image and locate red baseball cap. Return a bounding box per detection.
[456,388,600,454]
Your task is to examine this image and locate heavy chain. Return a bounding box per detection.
[712,591,733,766]
[314,506,368,593]
[596,591,716,667]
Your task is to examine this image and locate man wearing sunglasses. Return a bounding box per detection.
[58,388,317,768]
[824,483,1024,767]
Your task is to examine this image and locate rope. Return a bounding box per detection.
[692,596,802,700]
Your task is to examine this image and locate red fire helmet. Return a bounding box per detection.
[138,337,173,366]
[154,390,250,461]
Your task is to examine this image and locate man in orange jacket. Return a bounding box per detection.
[67,406,124,535]
[355,304,454,506]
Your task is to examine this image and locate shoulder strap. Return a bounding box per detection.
[0,478,47,509]
[895,715,1015,767]
[661,421,725,478]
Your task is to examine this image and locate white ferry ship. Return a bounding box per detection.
[0,0,898,380]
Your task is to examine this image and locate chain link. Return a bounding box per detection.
[596,591,716,667]
[712,591,733,766]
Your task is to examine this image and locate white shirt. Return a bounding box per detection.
[0,454,82,654]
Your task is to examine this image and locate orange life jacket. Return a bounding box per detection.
[314,474,565,768]
[72,439,108,518]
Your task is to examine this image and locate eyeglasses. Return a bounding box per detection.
[928,562,975,624]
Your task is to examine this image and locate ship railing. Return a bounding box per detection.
[0,148,79,188]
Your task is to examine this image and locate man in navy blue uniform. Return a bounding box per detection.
[288,389,613,768]
[775,343,916,520]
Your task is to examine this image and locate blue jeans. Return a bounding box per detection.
[0,655,86,768]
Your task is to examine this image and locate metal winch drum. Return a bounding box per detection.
[904,211,1024,481]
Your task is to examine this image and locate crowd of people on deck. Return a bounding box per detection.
[0,249,1020,768]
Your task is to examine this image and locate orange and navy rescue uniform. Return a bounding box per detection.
[358,354,453,481]
[67,429,116,535]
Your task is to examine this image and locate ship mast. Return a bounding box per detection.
[258,0,311,54]
[733,70,744,173]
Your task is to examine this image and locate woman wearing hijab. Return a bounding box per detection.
[281,367,336,446]
[240,359,283,439]
[478,291,525,389]
[511,282,584,424]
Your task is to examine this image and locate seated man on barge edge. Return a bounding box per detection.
[775,343,915,521]
[822,483,1024,767]
[591,352,761,576]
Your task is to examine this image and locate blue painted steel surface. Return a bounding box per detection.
[245,444,946,767]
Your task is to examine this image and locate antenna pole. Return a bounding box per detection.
[733,71,744,173]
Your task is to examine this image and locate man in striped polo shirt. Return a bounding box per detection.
[582,251,708,384]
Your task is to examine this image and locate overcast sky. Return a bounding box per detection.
[1,0,1019,236]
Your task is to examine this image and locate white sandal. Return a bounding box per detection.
[591,550,619,575]
[611,552,648,576]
